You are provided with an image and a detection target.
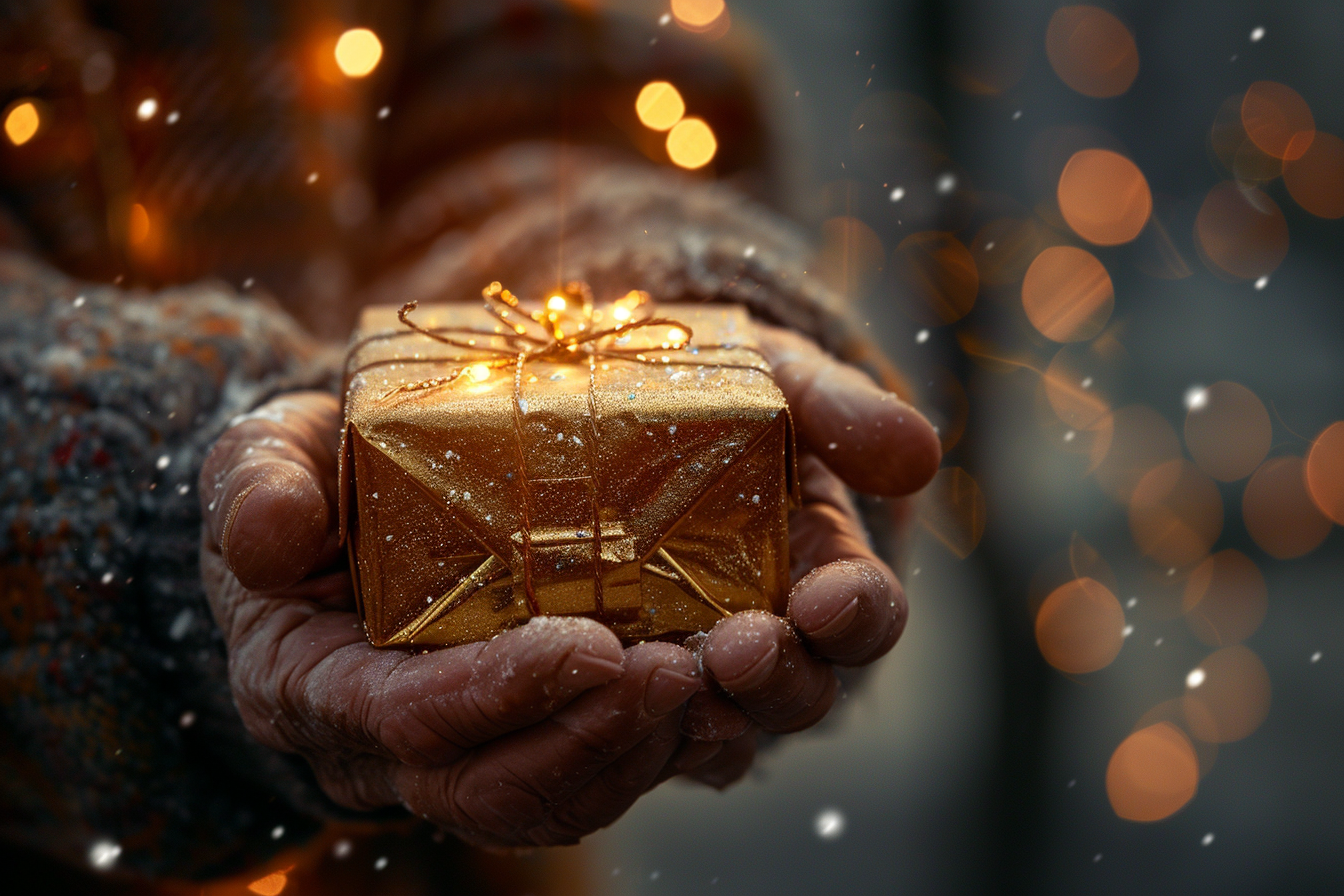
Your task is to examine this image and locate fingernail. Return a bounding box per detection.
[802,594,860,640]
[707,636,780,692]
[559,650,624,691]
[644,666,701,715]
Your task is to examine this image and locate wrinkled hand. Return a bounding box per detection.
[200,394,705,848]
[674,325,940,785]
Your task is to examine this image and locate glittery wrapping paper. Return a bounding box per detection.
[339,300,797,648]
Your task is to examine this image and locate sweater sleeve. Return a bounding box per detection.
[0,251,349,879]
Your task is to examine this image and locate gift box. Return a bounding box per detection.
[339,284,797,648]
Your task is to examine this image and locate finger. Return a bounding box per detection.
[656,739,725,785]
[679,688,752,742]
[393,643,700,844]
[788,458,907,666]
[684,729,758,790]
[521,712,685,846]
[757,324,940,497]
[701,611,837,733]
[199,391,343,590]
[226,606,624,764]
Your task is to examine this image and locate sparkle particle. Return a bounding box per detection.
[89,840,122,870]
[1250,27,1265,42]
[915,329,929,343]
[814,808,846,840]
[1186,667,1206,688]
[1184,385,1209,411]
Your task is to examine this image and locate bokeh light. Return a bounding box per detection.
[1183,380,1272,482]
[1194,182,1289,280]
[247,869,289,895]
[4,99,39,146]
[1021,245,1113,342]
[1093,405,1182,501]
[1043,346,1111,431]
[1183,645,1271,743]
[1045,6,1140,99]
[666,117,717,169]
[1129,460,1223,568]
[334,28,383,78]
[1305,421,1344,524]
[635,81,686,131]
[917,467,986,559]
[1182,549,1268,646]
[1035,577,1125,674]
[817,216,885,299]
[1241,81,1315,161]
[891,232,979,326]
[671,0,726,31]
[1283,131,1344,219]
[1106,723,1199,822]
[1057,149,1152,245]
[1243,457,1333,559]
[128,203,151,246]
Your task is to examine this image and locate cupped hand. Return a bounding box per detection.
[200,393,704,848]
[674,324,940,782]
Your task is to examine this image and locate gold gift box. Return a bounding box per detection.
[339,290,797,648]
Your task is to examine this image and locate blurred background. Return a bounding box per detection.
[586,1,1344,893]
[5,0,1342,893]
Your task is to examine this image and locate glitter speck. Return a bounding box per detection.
[915,329,929,343]
[1202,832,1216,846]
[1186,667,1206,689]
[88,840,122,870]
[1012,109,1023,120]
[1122,624,1134,637]
[165,110,180,124]
[744,244,756,257]
[100,572,114,585]
[377,105,390,119]
[333,839,353,859]
[1254,275,1269,290]
[1311,651,1323,663]
[889,186,905,202]
[752,494,760,504]
[659,12,671,25]
[156,454,171,470]
[1184,385,1209,411]
[1250,26,1265,42]
[271,825,284,840]
[179,710,196,727]
[1063,430,1076,442]
[827,442,838,450]
[1081,376,1093,389]
[935,172,957,194]
[385,534,393,542]
[814,808,846,840]
[74,295,86,307]
[374,856,388,871]
[306,171,319,184]
[135,97,158,121]
[1093,853,1103,863]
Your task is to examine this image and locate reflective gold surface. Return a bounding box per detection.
[340,299,796,648]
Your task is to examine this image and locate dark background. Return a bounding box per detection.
[589,2,1344,893]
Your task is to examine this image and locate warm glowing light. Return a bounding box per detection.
[1045,6,1140,99]
[666,327,688,345]
[1306,421,1344,524]
[1129,460,1223,569]
[1035,577,1125,674]
[1283,131,1344,220]
[635,81,686,131]
[546,295,567,312]
[671,0,726,30]
[1183,549,1267,646]
[335,28,383,78]
[128,203,151,245]
[1241,81,1315,161]
[1242,457,1332,559]
[135,97,158,121]
[892,232,978,326]
[612,305,632,322]
[1182,645,1271,743]
[1183,381,1272,482]
[1093,405,1182,501]
[1057,149,1152,245]
[666,117,717,169]
[4,100,39,146]
[917,467,986,559]
[1194,182,1288,280]
[1021,245,1113,342]
[467,364,491,383]
[248,870,289,896]
[1107,723,1199,822]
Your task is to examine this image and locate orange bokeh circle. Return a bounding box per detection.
[1284,132,1344,220]
[1183,645,1271,743]
[1035,577,1126,674]
[1183,381,1272,482]
[1057,149,1152,245]
[1243,457,1333,559]
[1241,81,1315,161]
[1182,549,1268,646]
[1045,6,1139,99]
[892,232,979,326]
[1106,723,1199,822]
[1194,182,1289,280]
[1128,460,1223,568]
[1093,405,1182,501]
[1306,421,1344,524]
[1021,246,1114,342]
